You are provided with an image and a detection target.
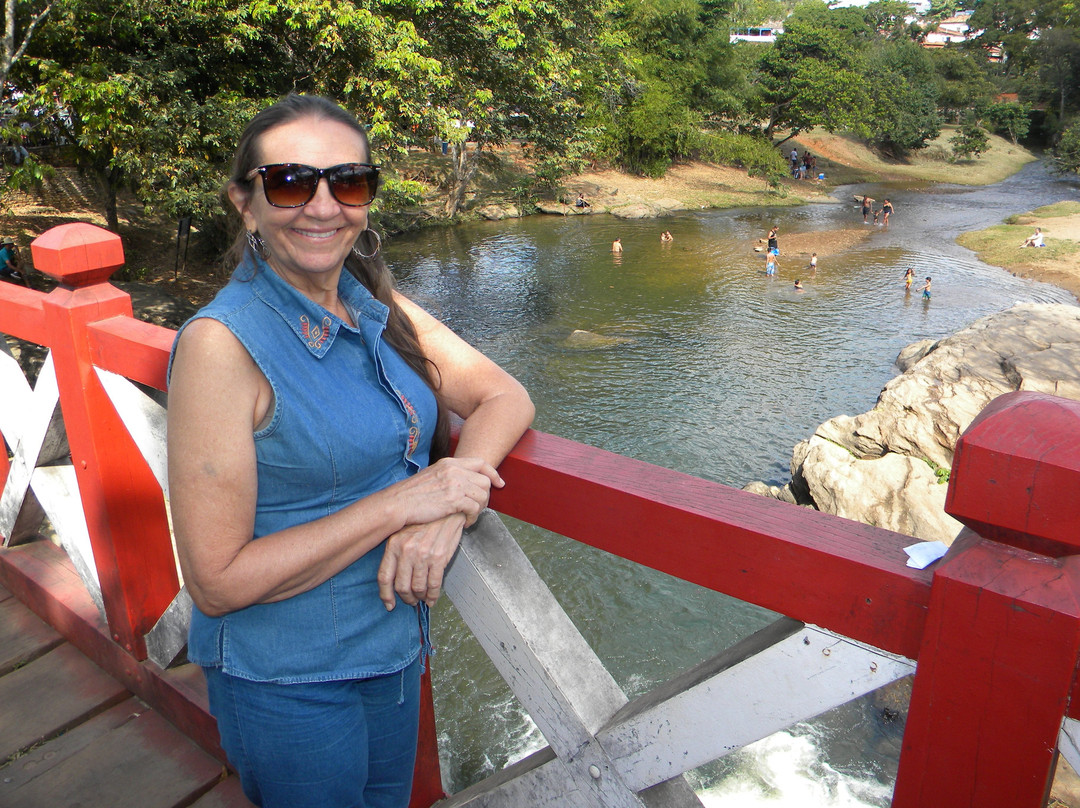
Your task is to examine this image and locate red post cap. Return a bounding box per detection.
[31,223,125,287]
[946,391,1080,556]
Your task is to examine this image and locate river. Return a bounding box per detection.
[385,160,1079,804]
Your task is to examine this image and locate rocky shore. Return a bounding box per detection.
[745,302,1080,544]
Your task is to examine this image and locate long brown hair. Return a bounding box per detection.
[227,93,450,459]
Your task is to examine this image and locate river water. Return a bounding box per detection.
[385,160,1079,804]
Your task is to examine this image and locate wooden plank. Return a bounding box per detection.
[893,533,1080,807]
[0,541,227,763]
[0,642,129,763]
[1,698,224,808]
[190,775,257,808]
[0,282,48,345]
[488,428,934,660]
[0,697,142,792]
[444,511,702,808]
[88,316,173,392]
[599,619,916,791]
[0,591,63,676]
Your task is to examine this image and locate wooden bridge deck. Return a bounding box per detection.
[0,582,252,808]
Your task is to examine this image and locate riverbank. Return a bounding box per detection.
[0,126,1049,309]
[956,201,1080,301]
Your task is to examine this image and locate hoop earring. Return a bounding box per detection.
[352,229,382,260]
[247,230,270,259]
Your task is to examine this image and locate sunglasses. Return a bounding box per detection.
[247,162,380,208]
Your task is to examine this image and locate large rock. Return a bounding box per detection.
[749,303,1080,544]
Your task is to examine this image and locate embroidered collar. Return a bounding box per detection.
[240,254,389,358]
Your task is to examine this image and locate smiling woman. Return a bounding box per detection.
[165,93,534,808]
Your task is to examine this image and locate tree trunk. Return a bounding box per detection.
[444,141,482,218]
[104,167,120,233]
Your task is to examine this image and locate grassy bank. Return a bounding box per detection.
[956,202,1080,300]
[790,125,1039,187]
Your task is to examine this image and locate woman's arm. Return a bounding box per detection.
[168,318,502,617]
[376,293,535,608]
[394,291,535,466]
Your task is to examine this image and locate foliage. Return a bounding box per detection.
[863,39,941,154]
[1051,119,1080,174]
[696,129,788,184]
[750,1,870,140]
[985,100,1031,143]
[950,119,989,159]
[928,49,997,124]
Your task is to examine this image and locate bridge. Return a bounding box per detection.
[3,222,1080,807]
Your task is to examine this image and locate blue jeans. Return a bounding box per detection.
[204,657,422,808]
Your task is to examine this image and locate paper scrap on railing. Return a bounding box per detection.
[903,541,949,569]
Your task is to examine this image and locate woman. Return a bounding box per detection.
[167,94,534,808]
[767,226,778,254]
[881,198,894,225]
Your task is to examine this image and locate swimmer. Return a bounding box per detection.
[661,231,673,243]
[921,276,932,300]
[904,268,915,290]
[612,238,623,253]
[861,195,875,224]
[794,279,804,291]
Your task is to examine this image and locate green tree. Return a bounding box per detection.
[929,48,996,123]
[864,39,942,154]
[1051,118,1080,174]
[950,117,989,158]
[1,0,56,90]
[985,99,1031,143]
[750,1,870,141]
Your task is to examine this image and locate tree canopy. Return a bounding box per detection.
[3,0,1080,228]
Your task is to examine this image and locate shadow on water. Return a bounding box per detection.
[389,160,1079,802]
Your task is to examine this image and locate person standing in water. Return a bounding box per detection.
[767,227,779,255]
[921,276,932,299]
[861,195,875,224]
[881,199,894,225]
[807,253,817,274]
[612,238,623,253]
[904,268,915,291]
[766,253,779,276]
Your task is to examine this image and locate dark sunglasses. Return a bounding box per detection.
[247,162,380,208]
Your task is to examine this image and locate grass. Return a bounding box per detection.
[957,223,1080,271]
[792,126,1039,187]
[1005,201,1080,224]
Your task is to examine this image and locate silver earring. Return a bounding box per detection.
[247,230,269,258]
[352,229,382,260]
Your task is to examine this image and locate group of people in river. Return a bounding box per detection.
[858,195,894,225]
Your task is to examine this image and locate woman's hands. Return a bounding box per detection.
[378,513,467,610]
[377,456,502,610]
[391,455,502,528]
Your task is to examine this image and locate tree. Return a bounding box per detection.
[1,0,55,90]
[1051,118,1080,174]
[950,118,989,158]
[864,40,942,154]
[985,99,1031,143]
[749,1,870,141]
[929,48,996,123]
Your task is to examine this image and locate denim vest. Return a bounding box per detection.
[168,255,436,683]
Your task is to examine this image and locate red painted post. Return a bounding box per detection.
[894,392,1080,807]
[31,223,178,659]
[410,665,446,807]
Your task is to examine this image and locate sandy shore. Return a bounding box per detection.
[958,208,1080,301]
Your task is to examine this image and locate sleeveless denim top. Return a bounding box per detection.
[168,255,436,683]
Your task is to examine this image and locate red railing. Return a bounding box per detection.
[2,222,1080,807]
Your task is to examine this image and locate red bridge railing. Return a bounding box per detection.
[2,222,1080,807]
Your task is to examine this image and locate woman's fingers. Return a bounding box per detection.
[377,515,465,610]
